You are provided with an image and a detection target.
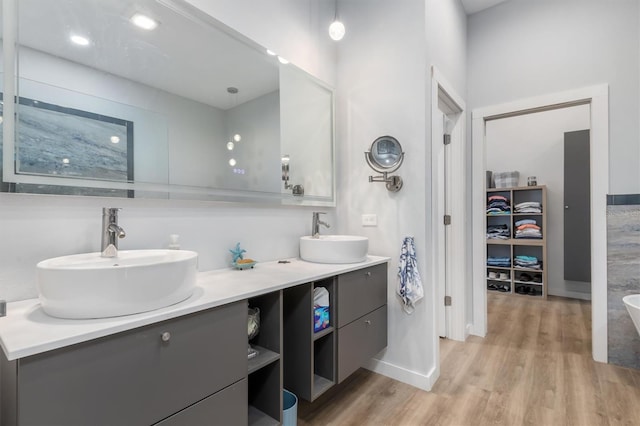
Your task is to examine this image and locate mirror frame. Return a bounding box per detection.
[1,0,336,207]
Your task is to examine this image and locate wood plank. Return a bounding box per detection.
[298,294,640,425]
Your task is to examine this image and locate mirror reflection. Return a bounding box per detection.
[1,0,334,204]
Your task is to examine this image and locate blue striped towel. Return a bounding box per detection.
[397,236,423,314]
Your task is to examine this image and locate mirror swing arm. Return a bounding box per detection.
[364,135,405,192]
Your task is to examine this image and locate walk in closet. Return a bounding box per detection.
[486,186,548,298]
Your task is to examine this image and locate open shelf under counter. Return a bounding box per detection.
[312,374,334,399]
[248,405,279,426]
[247,346,280,375]
[312,326,334,341]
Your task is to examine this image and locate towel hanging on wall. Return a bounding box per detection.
[397,236,424,314]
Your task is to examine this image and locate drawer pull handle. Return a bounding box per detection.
[161,332,171,342]
[365,320,372,325]
[365,272,372,277]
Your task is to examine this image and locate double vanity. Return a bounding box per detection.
[0,251,389,425]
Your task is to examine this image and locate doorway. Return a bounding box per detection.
[431,66,466,342]
[470,85,609,363]
[485,105,592,300]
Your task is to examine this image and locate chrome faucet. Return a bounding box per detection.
[312,212,330,238]
[101,208,126,258]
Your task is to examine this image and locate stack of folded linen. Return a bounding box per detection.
[487,256,511,267]
[487,224,510,240]
[514,255,541,269]
[514,219,542,239]
[514,201,542,213]
[486,195,511,215]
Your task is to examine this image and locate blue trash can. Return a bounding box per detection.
[283,389,298,426]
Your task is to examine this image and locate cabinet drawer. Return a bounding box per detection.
[337,264,387,327]
[337,305,387,383]
[155,378,247,426]
[18,302,246,426]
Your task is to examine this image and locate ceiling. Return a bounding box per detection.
[461,0,509,15]
[18,0,280,110]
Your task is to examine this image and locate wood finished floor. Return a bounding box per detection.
[298,293,640,425]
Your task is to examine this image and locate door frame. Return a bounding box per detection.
[470,84,609,363]
[431,66,467,342]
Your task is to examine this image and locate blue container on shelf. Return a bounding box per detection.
[283,389,298,426]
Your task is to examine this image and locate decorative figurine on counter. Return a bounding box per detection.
[229,242,257,270]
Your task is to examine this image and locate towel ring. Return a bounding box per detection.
[364,136,404,192]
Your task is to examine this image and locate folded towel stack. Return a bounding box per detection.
[514,201,542,213]
[514,255,541,270]
[486,195,511,215]
[514,218,542,239]
[487,224,510,240]
[487,256,511,267]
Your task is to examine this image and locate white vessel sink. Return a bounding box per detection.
[300,235,368,264]
[623,294,640,337]
[37,250,198,319]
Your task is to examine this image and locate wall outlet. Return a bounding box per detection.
[362,214,377,227]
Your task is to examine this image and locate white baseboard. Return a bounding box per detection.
[469,323,486,337]
[364,357,437,391]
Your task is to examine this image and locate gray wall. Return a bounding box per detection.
[467,0,640,195]
[607,202,640,369]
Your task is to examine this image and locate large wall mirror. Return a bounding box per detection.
[0,0,335,205]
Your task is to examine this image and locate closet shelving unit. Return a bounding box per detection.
[486,185,547,299]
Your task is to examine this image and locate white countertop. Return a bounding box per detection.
[0,256,389,361]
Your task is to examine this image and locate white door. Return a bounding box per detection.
[435,110,448,337]
[432,67,467,342]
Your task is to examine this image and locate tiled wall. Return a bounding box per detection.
[607,195,640,369]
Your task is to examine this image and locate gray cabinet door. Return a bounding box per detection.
[18,302,246,426]
[155,379,248,426]
[337,264,387,327]
[564,129,591,282]
[337,306,387,383]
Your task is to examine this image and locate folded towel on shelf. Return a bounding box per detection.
[486,196,511,215]
[514,255,542,269]
[515,219,537,227]
[514,201,542,213]
[487,256,511,267]
[397,236,423,314]
[487,224,510,240]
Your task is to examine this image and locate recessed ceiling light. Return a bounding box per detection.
[233,134,241,142]
[110,136,121,144]
[62,158,70,164]
[229,158,237,167]
[70,35,90,46]
[130,13,159,31]
[227,141,234,151]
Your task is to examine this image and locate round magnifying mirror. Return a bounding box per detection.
[367,136,403,171]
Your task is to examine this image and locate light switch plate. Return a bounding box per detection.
[362,214,377,227]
